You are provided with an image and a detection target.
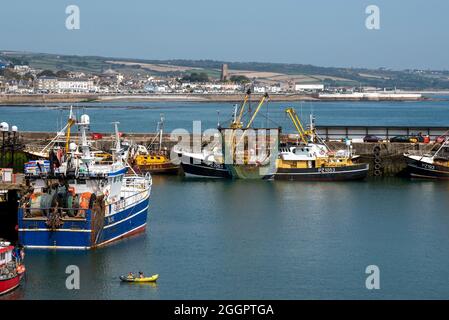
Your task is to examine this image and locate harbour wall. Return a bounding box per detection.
[0,93,315,104]
[0,92,431,104]
[17,131,435,177]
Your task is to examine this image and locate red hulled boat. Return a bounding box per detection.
[0,241,25,296]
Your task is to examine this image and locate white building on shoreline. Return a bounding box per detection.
[35,76,59,92]
[35,77,96,93]
[58,79,95,93]
[295,83,325,92]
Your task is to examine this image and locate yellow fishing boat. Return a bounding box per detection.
[132,115,179,174]
[134,152,179,174]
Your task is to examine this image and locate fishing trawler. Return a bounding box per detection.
[223,93,279,179]
[177,90,254,179]
[132,115,179,174]
[274,108,369,181]
[0,241,25,296]
[404,138,449,179]
[18,114,152,249]
[179,91,278,179]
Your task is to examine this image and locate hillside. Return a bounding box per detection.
[1,50,449,89]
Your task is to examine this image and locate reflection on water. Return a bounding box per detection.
[12,176,449,299]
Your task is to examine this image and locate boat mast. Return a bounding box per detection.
[80,115,90,158]
[112,121,121,162]
[158,114,164,152]
[77,114,94,171]
[65,106,76,153]
[233,104,238,123]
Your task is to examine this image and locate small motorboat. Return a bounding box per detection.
[120,274,159,283]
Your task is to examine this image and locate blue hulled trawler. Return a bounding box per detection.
[18,114,152,249]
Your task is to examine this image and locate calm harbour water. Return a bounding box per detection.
[5,177,449,300]
[1,97,449,133]
[2,99,449,299]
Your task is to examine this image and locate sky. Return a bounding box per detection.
[1,0,448,70]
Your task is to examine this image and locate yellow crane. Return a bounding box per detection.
[230,89,251,129]
[285,107,310,144]
[245,93,269,129]
[232,93,270,150]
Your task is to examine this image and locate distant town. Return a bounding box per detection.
[1,51,444,103]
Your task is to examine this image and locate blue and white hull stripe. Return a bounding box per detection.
[18,196,150,250]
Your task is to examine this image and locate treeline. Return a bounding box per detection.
[181,72,209,82]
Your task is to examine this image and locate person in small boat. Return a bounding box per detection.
[127,272,135,279]
[139,271,144,278]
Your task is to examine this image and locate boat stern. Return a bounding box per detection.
[18,208,94,250]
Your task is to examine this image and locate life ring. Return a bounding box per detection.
[374,163,382,170]
[374,169,382,176]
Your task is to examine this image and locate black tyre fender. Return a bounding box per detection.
[373,146,381,156]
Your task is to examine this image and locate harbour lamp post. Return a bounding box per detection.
[0,122,9,168]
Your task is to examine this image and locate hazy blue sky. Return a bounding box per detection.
[1,0,448,70]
